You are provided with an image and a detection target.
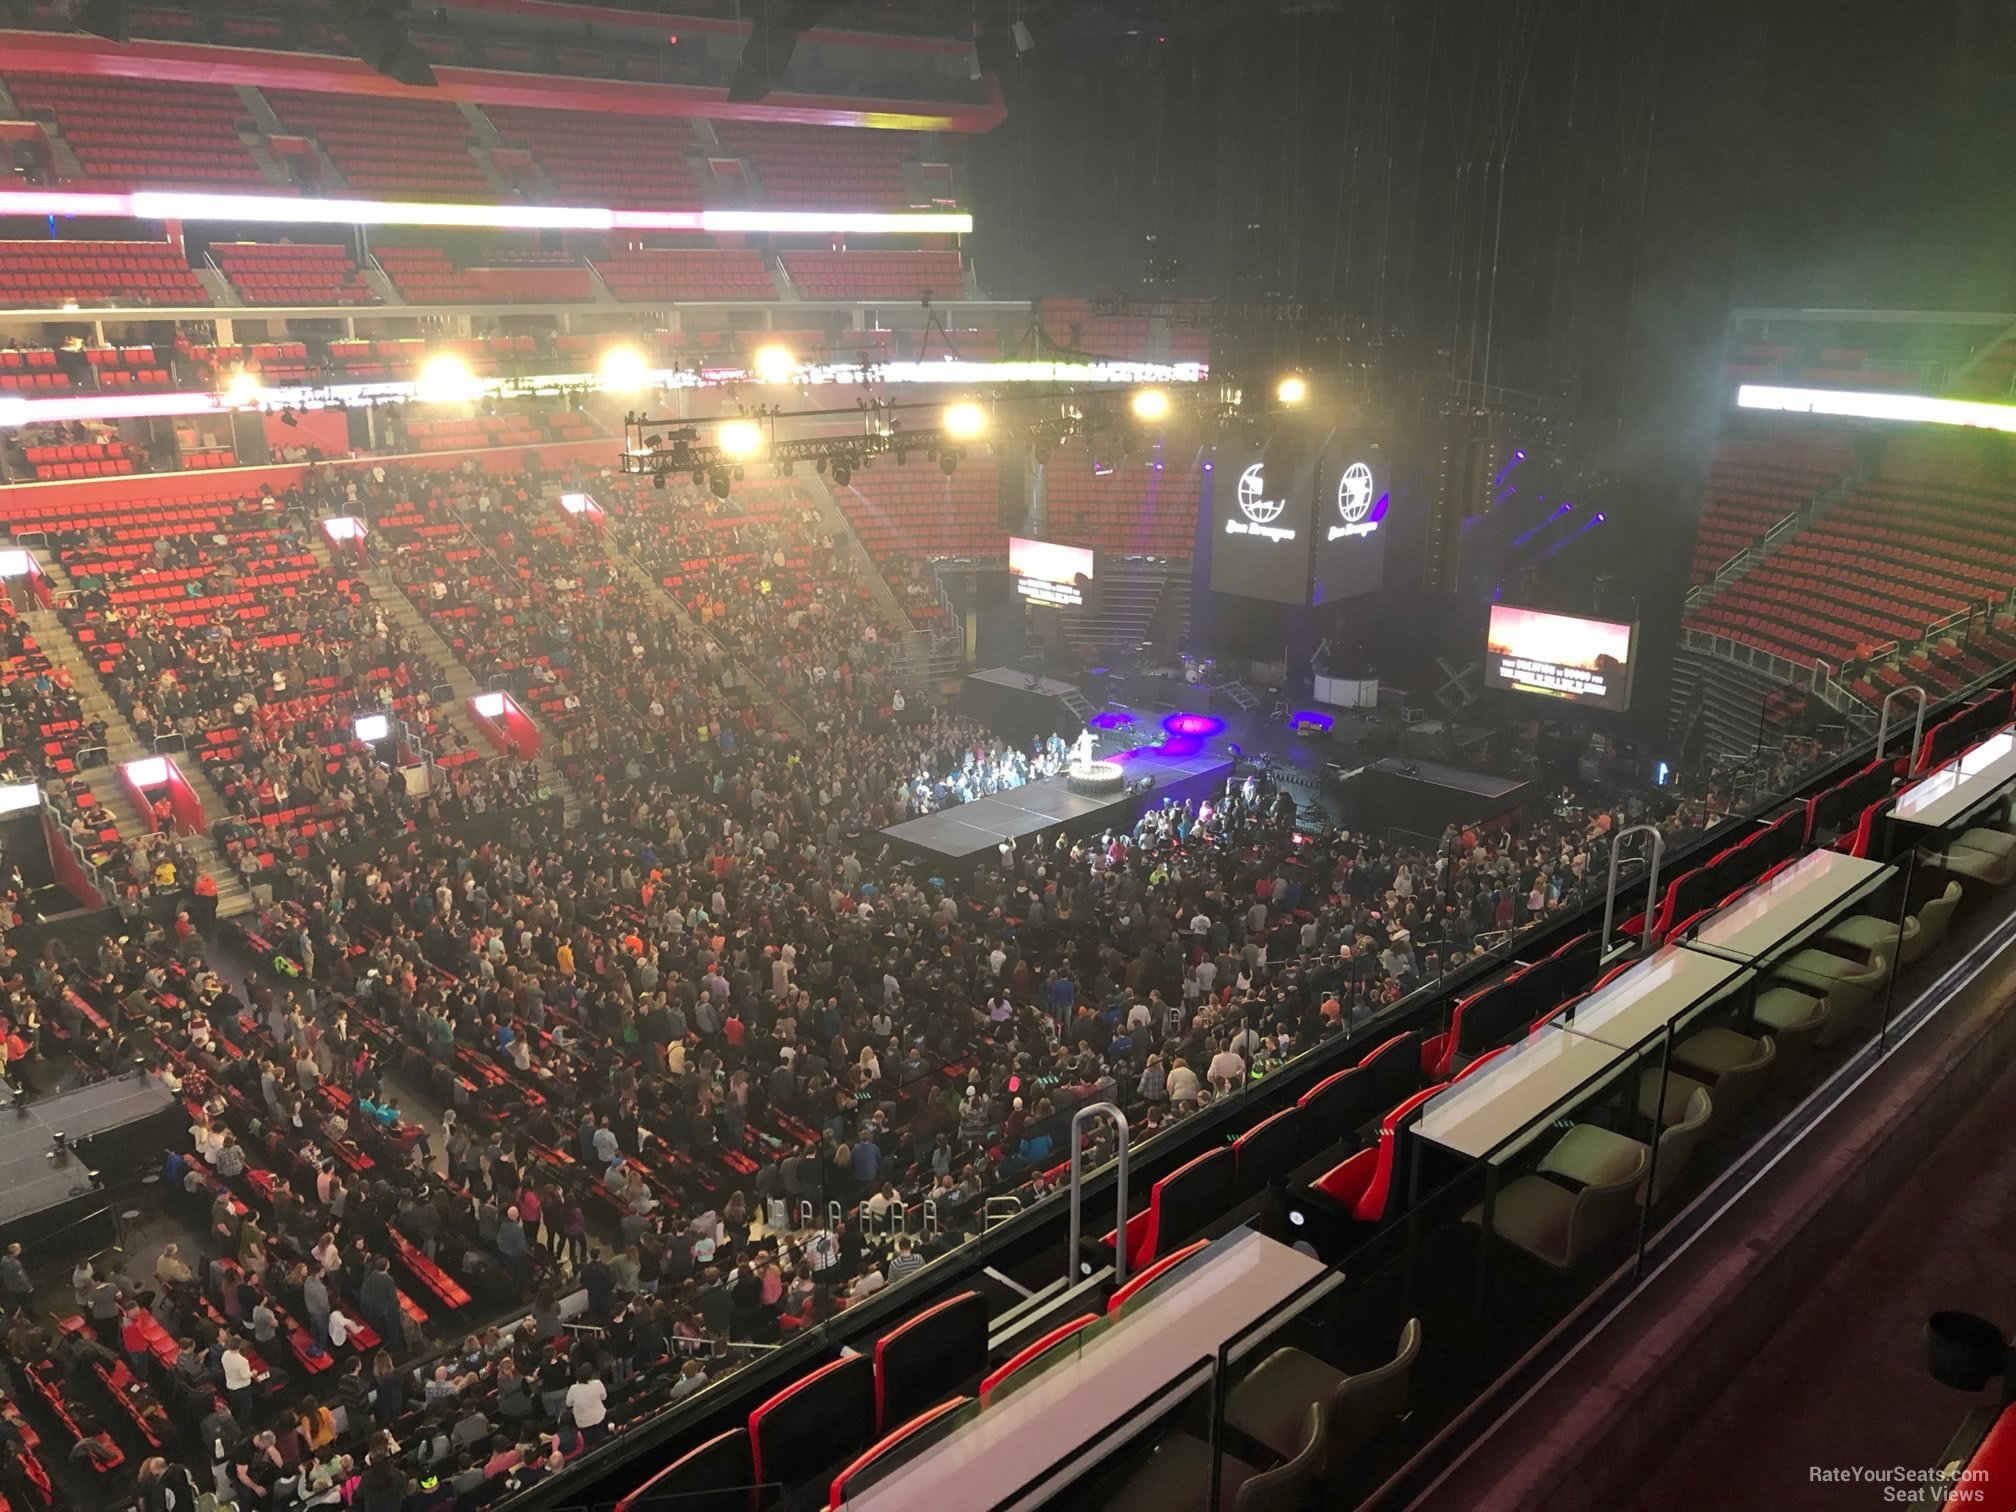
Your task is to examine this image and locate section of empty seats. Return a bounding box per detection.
[396,414,544,452]
[0,347,70,391]
[210,242,376,306]
[177,338,312,384]
[780,251,963,301]
[0,240,207,308]
[1686,435,1855,583]
[484,106,704,208]
[374,246,591,303]
[264,90,491,198]
[835,449,1005,563]
[713,121,921,208]
[1,73,268,189]
[82,345,171,388]
[1036,299,1153,359]
[16,438,136,480]
[1686,472,2016,669]
[1042,441,1203,556]
[588,248,777,301]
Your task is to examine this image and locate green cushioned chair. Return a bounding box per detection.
[1903,881,1963,964]
[1772,951,1887,1042]
[1653,1029,1774,1135]
[1464,1125,1648,1270]
[1101,1402,1323,1512]
[1223,1318,1421,1479]
[1937,838,2016,886]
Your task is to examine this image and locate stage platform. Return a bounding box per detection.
[882,745,1232,868]
[0,1075,178,1250]
[1342,756,1532,836]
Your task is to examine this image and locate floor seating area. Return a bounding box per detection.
[589,247,777,302]
[1043,440,1203,556]
[211,241,377,306]
[265,89,491,199]
[2,73,268,191]
[485,106,705,209]
[780,250,964,301]
[834,447,1006,565]
[715,120,919,209]
[0,239,208,308]
[1687,437,1855,583]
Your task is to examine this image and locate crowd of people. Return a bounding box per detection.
[0,455,1757,1512]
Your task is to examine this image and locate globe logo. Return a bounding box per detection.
[1236,464,1283,524]
[1338,462,1375,524]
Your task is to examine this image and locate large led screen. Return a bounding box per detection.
[1310,435,1389,604]
[1484,604,1636,710]
[1208,447,1315,604]
[1009,537,1096,607]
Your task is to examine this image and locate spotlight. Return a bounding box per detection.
[940,452,959,476]
[943,401,987,440]
[598,346,651,395]
[831,458,853,486]
[77,0,128,41]
[1130,388,1170,422]
[778,459,795,477]
[709,470,732,500]
[751,344,795,384]
[281,408,299,428]
[342,0,437,86]
[223,369,263,408]
[652,474,667,491]
[1012,19,1035,52]
[1277,376,1308,406]
[690,468,704,486]
[814,458,827,474]
[416,353,476,404]
[718,419,764,458]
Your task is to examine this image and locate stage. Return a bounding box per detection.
[0,1074,179,1254]
[1341,756,1532,836]
[881,744,1233,869]
[961,668,1093,745]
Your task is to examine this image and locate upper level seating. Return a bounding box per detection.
[2,73,267,190]
[211,242,376,306]
[374,245,591,304]
[486,106,704,209]
[1044,440,1203,556]
[1955,339,2016,398]
[0,240,207,308]
[18,437,136,481]
[176,338,312,384]
[1688,437,1854,583]
[397,413,544,453]
[1038,298,1154,359]
[0,347,70,392]
[780,250,963,301]
[589,247,776,302]
[265,90,490,199]
[835,448,1005,565]
[83,344,171,388]
[715,121,917,209]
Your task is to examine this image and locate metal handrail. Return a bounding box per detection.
[1876,684,1929,771]
[1599,823,1667,958]
[1066,1100,1131,1285]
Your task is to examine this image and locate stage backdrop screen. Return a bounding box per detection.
[1310,434,1389,604]
[1209,446,1315,604]
[1485,604,1637,710]
[1009,536,1095,607]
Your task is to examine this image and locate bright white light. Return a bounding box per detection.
[698,209,973,235]
[0,784,39,816]
[1277,376,1308,405]
[598,346,651,395]
[124,757,169,788]
[416,353,476,405]
[472,692,508,719]
[224,369,263,408]
[0,550,36,578]
[1736,383,2016,434]
[323,516,365,542]
[752,345,796,384]
[1131,388,1170,421]
[943,401,988,439]
[718,419,765,458]
[559,492,595,515]
[353,713,391,743]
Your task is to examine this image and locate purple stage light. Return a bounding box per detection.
[1291,711,1334,733]
[1088,710,1134,731]
[1161,712,1225,739]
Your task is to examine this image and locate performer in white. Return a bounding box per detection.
[1072,728,1096,769]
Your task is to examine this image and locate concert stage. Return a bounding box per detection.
[962,668,1091,745]
[882,745,1233,869]
[1341,757,1532,836]
[0,1074,179,1254]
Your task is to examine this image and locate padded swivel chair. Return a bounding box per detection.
[1825,879,1963,966]
[1771,952,1888,1042]
[1223,1317,1422,1479]
[1641,1033,1773,1139]
[1101,1402,1323,1512]
[1463,1127,1648,1270]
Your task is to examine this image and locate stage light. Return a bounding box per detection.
[223,369,263,408]
[943,401,988,440]
[1277,376,1308,406]
[831,458,853,486]
[718,419,764,458]
[940,452,959,476]
[598,346,651,395]
[343,0,438,86]
[1130,388,1170,422]
[752,344,795,384]
[416,353,476,404]
[1162,712,1226,739]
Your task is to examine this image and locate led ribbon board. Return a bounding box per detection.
[1736,383,2016,434]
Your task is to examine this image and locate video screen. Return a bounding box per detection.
[1208,445,1315,604]
[1310,434,1389,605]
[1009,536,1096,607]
[1485,604,1636,710]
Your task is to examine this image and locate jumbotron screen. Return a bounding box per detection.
[1484,604,1637,711]
[1009,536,1096,607]
[1209,447,1315,604]
[1310,434,1389,605]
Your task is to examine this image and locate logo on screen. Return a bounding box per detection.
[1236,464,1284,524]
[1328,463,1382,541]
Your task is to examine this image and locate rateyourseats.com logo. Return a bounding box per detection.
[1810,1466,1986,1502]
[1227,463,1297,541]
